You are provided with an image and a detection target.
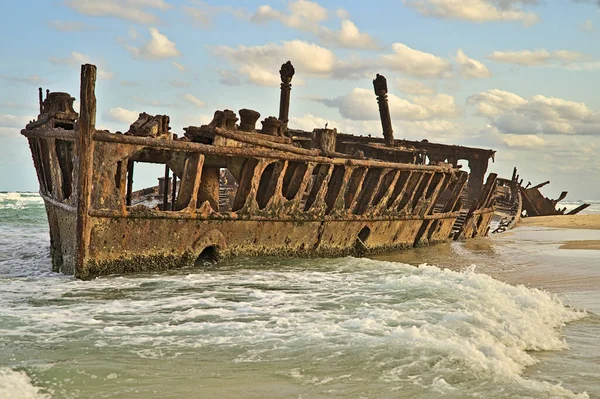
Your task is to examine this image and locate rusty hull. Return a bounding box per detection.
[520,180,590,217]
[22,63,497,279]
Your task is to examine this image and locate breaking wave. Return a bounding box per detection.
[0,368,51,399]
[0,256,588,397]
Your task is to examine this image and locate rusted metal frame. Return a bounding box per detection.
[442,172,468,213]
[75,64,97,278]
[213,127,318,156]
[364,168,393,211]
[285,162,314,212]
[40,192,78,213]
[231,159,259,212]
[397,172,426,214]
[411,172,435,214]
[388,171,415,211]
[477,173,498,210]
[37,138,54,196]
[264,160,290,210]
[27,138,46,194]
[125,160,134,206]
[281,161,307,201]
[371,170,401,215]
[44,137,68,201]
[237,159,272,214]
[256,160,286,210]
[171,171,177,210]
[29,138,49,195]
[304,164,334,216]
[88,208,460,222]
[92,131,454,173]
[345,167,369,213]
[162,164,170,211]
[424,173,449,215]
[322,165,352,216]
[351,167,387,215]
[184,155,206,211]
[21,128,79,140]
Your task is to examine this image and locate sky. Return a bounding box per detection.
[1,0,599,199]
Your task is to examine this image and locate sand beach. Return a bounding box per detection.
[519,214,600,250]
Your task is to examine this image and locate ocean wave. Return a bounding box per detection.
[0,258,588,397]
[0,192,44,210]
[0,368,51,399]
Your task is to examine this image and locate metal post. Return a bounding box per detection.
[278,61,295,136]
[163,164,170,211]
[75,64,97,278]
[373,74,394,147]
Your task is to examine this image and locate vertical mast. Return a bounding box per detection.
[75,64,97,279]
[373,74,394,147]
[278,61,295,135]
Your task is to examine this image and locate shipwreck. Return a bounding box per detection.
[22,62,499,279]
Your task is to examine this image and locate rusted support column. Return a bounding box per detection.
[171,172,177,210]
[373,74,394,147]
[126,160,134,206]
[163,165,170,211]
[278,61,295,135]
[75,64,96,279]
[311,128,337,153]
[467,158,488,203]
[198,167,220,211]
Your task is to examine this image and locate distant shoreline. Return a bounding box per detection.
[519,214,600,230]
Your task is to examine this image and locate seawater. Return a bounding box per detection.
[1,192,598,398]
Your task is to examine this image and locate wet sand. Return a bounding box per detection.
[519,214,600,230]
[560,240,600,250]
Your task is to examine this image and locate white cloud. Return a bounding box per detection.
[396,79,435,96]
[382,43,452,78]
[467,89,528,117]
[49,51,114,79]
[183,94,206,108]
[456,49,491,78]
[335,8,350,19]
[317,87,459,121]
[132,96,175,108]
[183,2,248,28]
[65,0,171,24]
[289,113,466,142]
[468,89,600,136]
[48,20,88,32]
[251,0,327,30]
[404,0,539,26]
[0,74,42,85]
[249,1,378,50]
[172,61,185,72]
[105,107,139,124]
[125,28,181,60]
[212,40,335,85]
[488,49,585,66]
[318,20,380,50]
[0,114,32,129]
[218,69,242,86]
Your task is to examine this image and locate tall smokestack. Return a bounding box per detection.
[373,74,394,147]
[278,61,295,136]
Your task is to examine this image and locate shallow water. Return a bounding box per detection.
[1,192,599,398]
